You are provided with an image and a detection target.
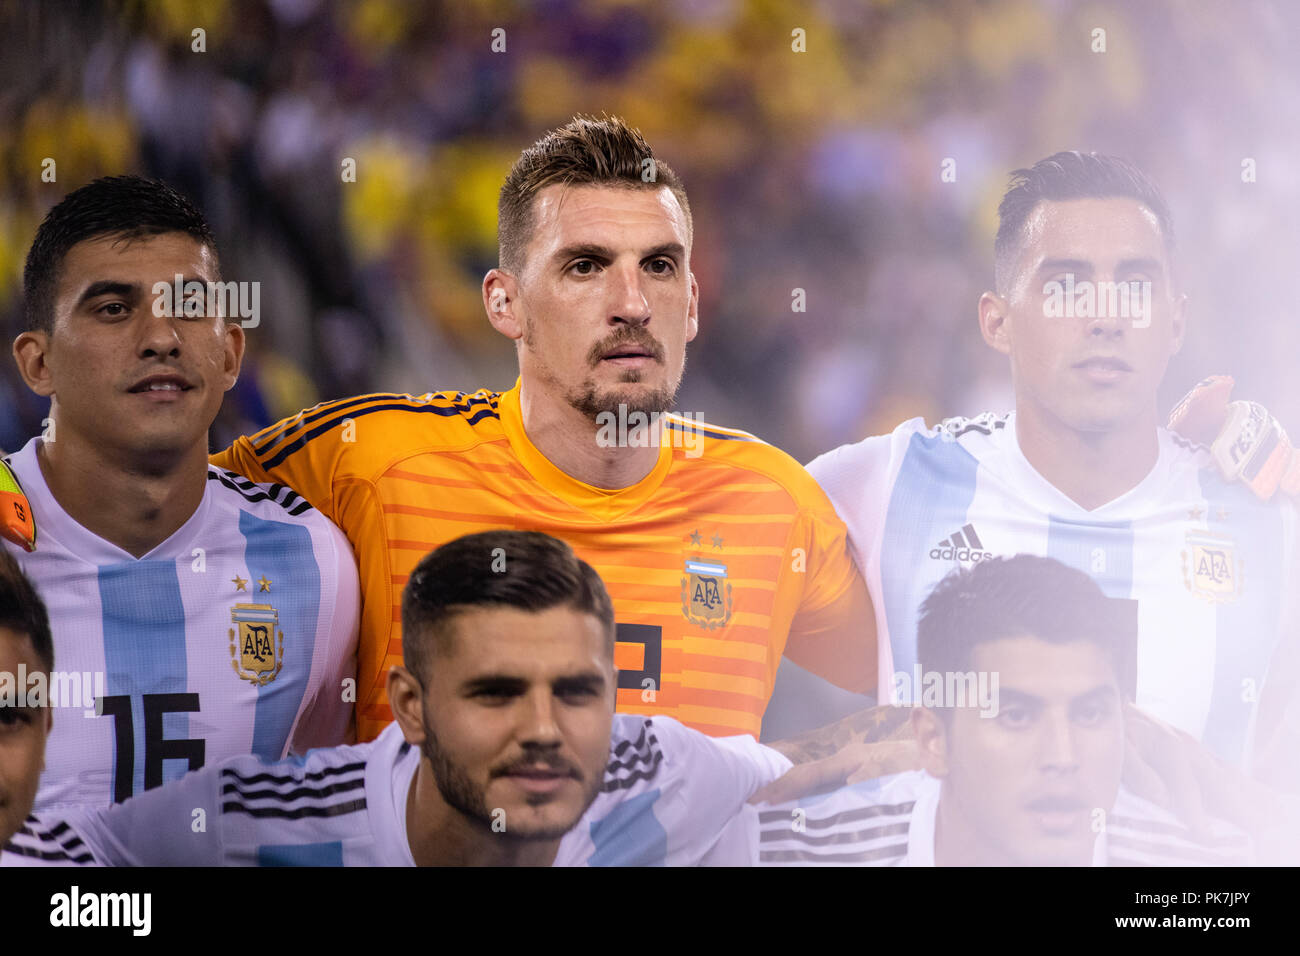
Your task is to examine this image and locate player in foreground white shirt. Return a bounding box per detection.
[4,531,790,866]
[707,555,1259,866]
[0,552,55,854]
[800,153,1297,771]
[3,175,358,811]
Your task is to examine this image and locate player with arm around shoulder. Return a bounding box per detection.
[6,531,791,866]
[5,175,358,812]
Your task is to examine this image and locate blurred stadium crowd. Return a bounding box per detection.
[1,0,1296,460]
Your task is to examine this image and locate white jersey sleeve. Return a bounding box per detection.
[18,718,791,868]
[805,422,927,695]
[558,714,792,866]
[805,430,901,567]
[1105,789,1255,866]
[287,517,360,753]
[34,730,389,867]
[807,414,1299,766]
[2,438,361,811]
[1,816,100,867]
[704,770,1257,866]
[68,759,227,867]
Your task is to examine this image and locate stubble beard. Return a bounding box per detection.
[565,373,680,423]
[522,316,685,424]
[420,727,604,843]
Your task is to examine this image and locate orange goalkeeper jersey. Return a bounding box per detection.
[212,380,875,741]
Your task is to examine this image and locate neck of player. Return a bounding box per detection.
[37,420,209,559]
[406,758,562,867]
[520,382,661,489]
[1015,399,1160,512]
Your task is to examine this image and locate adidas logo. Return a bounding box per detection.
[929,523,995,562]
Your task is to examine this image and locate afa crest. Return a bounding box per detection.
[229,603,285,685]
[1182,532,1242,604]
[681,559,733,629]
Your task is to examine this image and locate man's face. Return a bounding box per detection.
[997,198,1183,432]
[510,184,698,420]
[19,232,241,460]
[939,635,1124,866]
[417,604,615,840]
[0,628,52,848]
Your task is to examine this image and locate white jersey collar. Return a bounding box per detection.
[7,437,215,564]
[366,722,420,867]
[992,412,1180,519]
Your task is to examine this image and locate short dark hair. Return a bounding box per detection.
[994,151,1174,294]
[401,530,616,683]
[23,175,220,333]
[917,554,1123,685]
[498,114,692,274]
[0,550,53,673]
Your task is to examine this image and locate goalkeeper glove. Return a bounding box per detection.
[1168,375,1300,501]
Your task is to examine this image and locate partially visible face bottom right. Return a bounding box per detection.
[0,626,50,849]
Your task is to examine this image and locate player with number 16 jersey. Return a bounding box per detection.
[4,174,359,814]
[2,439,360,812]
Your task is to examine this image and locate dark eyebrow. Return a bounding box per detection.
[996,688,1044,708]
[1035,258,1093,276]
[1071,685,1120,706]
[551,242,686,264]
[642,242,686,261]
[461,675,528,696]
[76,280,141,308]
[460,671,608,696]
[552,243,617,264]
[553,671,607,694]
[1114,257,1164,276]
[1036,257,1164,278]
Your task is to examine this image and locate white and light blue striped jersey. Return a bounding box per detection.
[702,770,1254,866]
[807,414,1299,765]
[2,437,360,812]
[0,818,96,867]
[2,715,790,867]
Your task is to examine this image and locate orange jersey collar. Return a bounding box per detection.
[497,378,675,520]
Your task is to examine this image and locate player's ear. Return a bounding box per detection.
[484,269,523,342]
[221,321,246,391]
[387,665,428,747]
[12,331,55,398]
[978,291,1012,357]
[913,707,949,777]
[686,271,699,343]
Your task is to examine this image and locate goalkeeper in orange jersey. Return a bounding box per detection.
[214,115,878,744]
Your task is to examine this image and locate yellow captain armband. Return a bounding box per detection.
[0,457,36,552]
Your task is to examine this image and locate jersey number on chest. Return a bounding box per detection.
[98,693,206,803]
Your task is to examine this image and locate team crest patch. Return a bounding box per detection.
[229,603,285,685]
[1182,532,1242,604]
[681,559,733,629]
